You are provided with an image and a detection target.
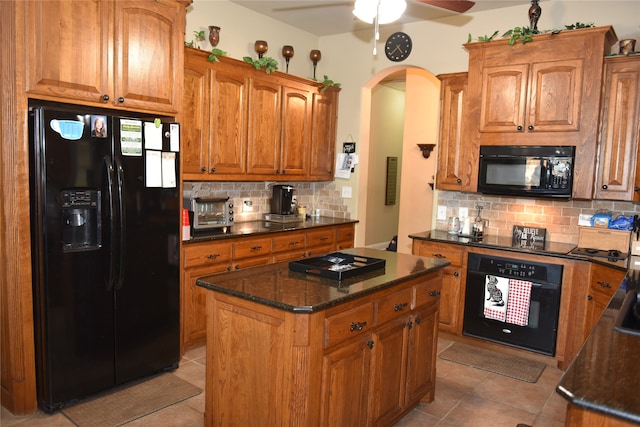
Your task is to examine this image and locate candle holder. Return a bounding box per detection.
[282,45,294,73]
[309,49,321,80]
[254,40,268,59]
[208,26,221,47]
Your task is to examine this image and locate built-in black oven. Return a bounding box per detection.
[478,145,575,198]
[463,253,563,356]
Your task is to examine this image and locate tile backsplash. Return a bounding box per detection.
[183,181,350,221]
[436,191,640,244]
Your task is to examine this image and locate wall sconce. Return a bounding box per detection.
[254,40,268,59]
[310,49,321,80]
[417,144,436,159]
[282,45,294,73]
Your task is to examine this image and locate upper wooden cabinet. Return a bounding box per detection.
[182,48,339,182]
[594,55,640,201]
[463,27,617,198]
[25,0,185,115]
[435,72,468,191]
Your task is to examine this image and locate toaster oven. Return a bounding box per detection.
[188,197,234,230]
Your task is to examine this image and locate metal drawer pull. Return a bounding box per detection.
[597,281,611,288]
[367,340,374,349]
[429,290,441,297]
[350,321,367,332]
[433,253,446,258]
[251,245,262,251]
[207,254,220,259]
[394,302,408,311]
[288,241,300,246]
[320,236,329,241]
[415,317,421,325]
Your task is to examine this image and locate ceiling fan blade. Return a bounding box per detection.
[415,0,476,13]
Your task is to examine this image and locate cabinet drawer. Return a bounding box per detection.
[183,241,232,268]
[376,287,413,324]
[232,255,271,271]
[324,303,374,348]
[233,237,272,260]
[307,228,335,248]
[272,232,306,253]
[335,225,355,243]
[417,242,463,266]
[414,276,443,308]
[306,245,334,258]
[590,266,624,299]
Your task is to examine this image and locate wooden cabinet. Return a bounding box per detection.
[182,50,247,176]
[310,88,339,180]
[203,267,442,426]
[25,0,184,114]
[594,55,640,201]
[583,263,625,337]
[182,241,232,351]
[181,224,355,350]
[463,27,617,198]
[412,240,465,334]
[435,72,468,191]
[182,49,339,182]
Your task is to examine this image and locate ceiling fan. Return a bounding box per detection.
[352,0,475,54]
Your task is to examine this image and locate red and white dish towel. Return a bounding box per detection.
[505,279,533,326]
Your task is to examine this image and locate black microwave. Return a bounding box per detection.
[478,146,575,198]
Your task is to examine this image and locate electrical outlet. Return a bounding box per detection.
[342,186,352,198]
[243,200,253,212]
[459,207,469,219]
[437,205,447,220]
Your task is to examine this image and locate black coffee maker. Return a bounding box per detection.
[270,185,295,215]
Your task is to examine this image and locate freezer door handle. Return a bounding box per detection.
[115,156,126,291]
[104,156,117,292]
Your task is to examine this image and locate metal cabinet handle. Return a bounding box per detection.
[210,167,216,173]
[367,340,374,349]
[587,295,593,300]
[517,125,523,131]
[528,125,534,131]
[200,166,207,172]
[456,178,462,184]
[454,271,459,277]
[251,245,262,251]
[433,253,446,258]
[602,184,608,190]
[407,321,413,329]
[117,97,125,103]
[320,236,328,241]
[429,290,441,297]
[394,302,409,311]
[234,264,240,270]
[597,281,611,288]
[349,321,367,332]
[102,94,110,101]
[207,254,220,260]
[415,317,422,325]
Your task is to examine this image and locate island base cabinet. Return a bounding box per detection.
[202,270,442,427]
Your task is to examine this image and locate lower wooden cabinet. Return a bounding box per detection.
[583,263,625,337]
[181,224,355,350]
[204,270,442,427]
[412,240,465,334]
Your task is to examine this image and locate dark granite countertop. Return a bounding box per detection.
[195,248,450,313]
[409,230,628,271]
[556,274,640,424]
[186,217,358,243]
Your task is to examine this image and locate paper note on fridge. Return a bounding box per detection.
[170,123,180,152]
[145,150,162,187]
[144,122,163,150]
[120,119,143,156]
[162,152,177,188]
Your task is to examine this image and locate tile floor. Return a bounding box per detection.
[1,337,567,427]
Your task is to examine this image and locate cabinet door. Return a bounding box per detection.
[438,265,462,334]
[320,336,372,426]
[280,86,311,176]
[246,76,282,175]
[584,265,625,336]
[182,51,212,175]
[114,0,183,114]
[436,73,468,190]
[25,0,110,104]
[405,303,438,404]
[309,89,338,180]
[210,65,248,175]
[595,57,640,201]
[369,318,409,426]
[479,64,528,133]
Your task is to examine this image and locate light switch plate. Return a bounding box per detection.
[459,207,468,220]
[342,186,352,198]
[437,205,447,220]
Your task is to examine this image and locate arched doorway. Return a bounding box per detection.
[356,66,440,254]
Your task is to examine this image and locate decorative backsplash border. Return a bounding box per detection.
[436,191,640,245]
[183,181,350,222]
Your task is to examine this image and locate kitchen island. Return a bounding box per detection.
[196,248,449,426]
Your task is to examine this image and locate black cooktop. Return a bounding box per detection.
[570,247,628,261]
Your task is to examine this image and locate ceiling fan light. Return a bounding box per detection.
[377,0,406,24]
[353,0,376,24]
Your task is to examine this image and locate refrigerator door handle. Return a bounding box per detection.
[115,156,126,291]
[104,156,117,292]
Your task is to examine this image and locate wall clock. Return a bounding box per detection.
[385,32,412,62]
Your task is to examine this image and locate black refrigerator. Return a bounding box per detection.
[29,101,181,411]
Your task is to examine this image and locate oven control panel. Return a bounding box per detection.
[474,255,563,285]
